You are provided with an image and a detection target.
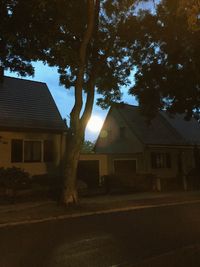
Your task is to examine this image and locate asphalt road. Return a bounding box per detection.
[0,202,200,267]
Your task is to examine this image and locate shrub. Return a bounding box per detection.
[0,167,30,190]
[31,174,63,200]
[102,173,154,193]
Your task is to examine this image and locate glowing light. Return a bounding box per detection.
[87,115,104,133]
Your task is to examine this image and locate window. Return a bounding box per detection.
[24,141,42,162]
[11,139,23,163]
[44,140,54,162]
[151,152,171,169]
[114,159,136,174]
[11,139,54,163]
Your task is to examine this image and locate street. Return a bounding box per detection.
[0,202,200,267]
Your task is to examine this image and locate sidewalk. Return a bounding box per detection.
[0,191,200,228]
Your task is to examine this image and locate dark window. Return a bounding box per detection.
[11,139,23,162]
[119,127,126,139]
[151,153,171,169]
[44,140,54,162]
[114,160,136,174]
[24,141,41,162]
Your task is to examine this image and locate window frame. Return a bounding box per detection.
[24,140,42,163]
[11,139,54,163]
[151,152,171,169]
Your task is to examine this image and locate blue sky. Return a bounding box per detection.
[6,61,136,141]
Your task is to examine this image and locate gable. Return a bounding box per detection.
[116,105,184,145]
[95,107,144,154]
[95,103,200,152]
[0,77,66,132]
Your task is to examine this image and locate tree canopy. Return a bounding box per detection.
[81,140,95,153]
[1,0,200,203]
[128,0,200,119]
[0,0,34,79]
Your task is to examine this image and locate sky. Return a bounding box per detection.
[6,62,136,141]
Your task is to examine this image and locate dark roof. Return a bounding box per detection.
[161,112,200,144]
[115,104,200,145]
[0,76,66,132]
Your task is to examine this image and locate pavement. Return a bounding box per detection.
[0,191,200,228]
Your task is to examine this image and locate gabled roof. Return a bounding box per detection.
[97,103,200,148]
[0,76,66,132]
[161,112,200,144]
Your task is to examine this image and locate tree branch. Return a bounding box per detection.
[81,0,100,127]
[70,0,95,131]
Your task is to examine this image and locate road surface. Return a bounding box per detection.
[0,202,200,266]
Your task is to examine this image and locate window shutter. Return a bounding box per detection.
[11,139,23,162]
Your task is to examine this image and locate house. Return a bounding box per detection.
[94,103,200,191]
[0,76,66,177]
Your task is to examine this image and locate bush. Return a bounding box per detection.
[102,173,154,194]
[31,174,63,199]
[0,167,30,190]
[160,175,184,191]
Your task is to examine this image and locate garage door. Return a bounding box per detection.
[77,160,100,188]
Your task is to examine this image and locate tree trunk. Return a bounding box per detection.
[60,0,99,206]
[61,133,83,205]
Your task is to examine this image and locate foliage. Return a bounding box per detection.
[1,0,144,204]
[0,1,34,78]
[0,167,30,190]
[81,140,95,153]
[102,173,154,193]
[127,0,200,119]
[6,0,198,203]
[178,0,200,31]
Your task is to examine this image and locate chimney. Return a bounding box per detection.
[0,67,4,83]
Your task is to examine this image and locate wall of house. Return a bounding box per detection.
[144,146,195,179]
[95,108,144,154]
[0,131,64,176]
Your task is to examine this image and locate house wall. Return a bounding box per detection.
[104,147,195,179]
[144,146,195,178]
[0,131,64,176]
[95,108,144,154]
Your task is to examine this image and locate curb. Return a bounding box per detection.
[0,201,53,213]
[1,199,200,229]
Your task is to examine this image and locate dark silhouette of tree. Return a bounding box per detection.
[179,0,200,31]
[1,0,140,205]
[0,0,35,81]
[81,140,95,154]
[128,0,200,119]
[4,0,198,204]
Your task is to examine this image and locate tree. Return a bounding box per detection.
[53,0,138,205]
[1,0,142,205]
[178,0,200,31]
[127,0,200,119]
[81,140,95,153]
[0,0,34,80]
